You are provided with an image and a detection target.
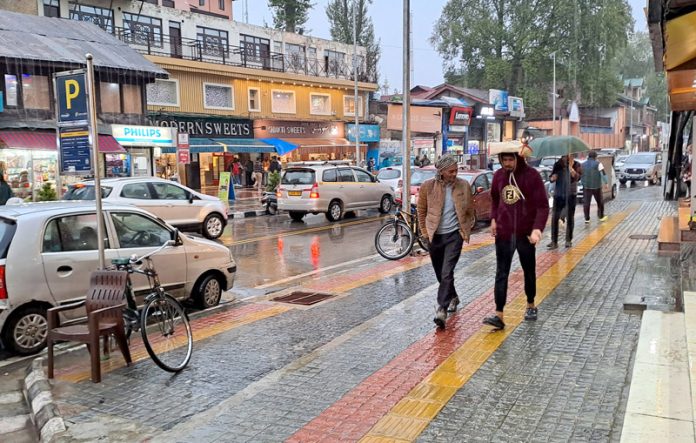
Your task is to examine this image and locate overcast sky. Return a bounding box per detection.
[235,0,649,92]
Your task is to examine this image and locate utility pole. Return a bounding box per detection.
[550,51,556,135]
[353,0,360,165]
[401,0,411,213]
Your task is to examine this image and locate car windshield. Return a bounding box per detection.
[616,155,629,162]
[457,174,475,183]
[377,169,401,180]
[62,185,113,200]
[410,169,437,186]
[625,154,655,164]
[281,169,315,185]
[540,157,559,167]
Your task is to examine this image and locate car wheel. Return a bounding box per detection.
[2,305,48,355]
[195,274,223,309]
[267,203,278,215]
[619,179,627,185]
[289,211,305,222]
[612,185,617,199]
[470,212,478,230]
[378,195,393,214]
[202,213,225,239]
[326,200,343,222]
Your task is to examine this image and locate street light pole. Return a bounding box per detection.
[551,51,556,135]
[353,0,360,165]
[401,0,411,213]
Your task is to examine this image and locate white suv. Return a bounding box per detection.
[277,161,395,222]
[64,177,228,239]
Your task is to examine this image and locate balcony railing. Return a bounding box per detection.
[112,27,375,83]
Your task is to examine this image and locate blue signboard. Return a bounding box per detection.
[55,71,88,124]
[59,126,91,173]
[346,124,380,142]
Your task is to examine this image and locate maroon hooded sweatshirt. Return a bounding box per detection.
[491,154,550,240]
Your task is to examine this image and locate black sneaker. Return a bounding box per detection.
[524,307,538,321]
[565,241,572,248]
[447,297,460,313]
[547,242,558,250]
[482,315,505,330]
[433,307,447,329]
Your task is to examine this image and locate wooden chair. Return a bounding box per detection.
[47,270,132,383]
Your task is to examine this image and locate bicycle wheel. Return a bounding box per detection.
[417,233,430,253]
[375,220,414,260]
[140,293,192,372]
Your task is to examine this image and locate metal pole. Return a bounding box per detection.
[630,103,633,153]
[85,54,105,269]
[551,52,556,136]
[353,0,360,165]
[401,0,411,213]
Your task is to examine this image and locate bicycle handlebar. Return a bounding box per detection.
[130,239,175,264]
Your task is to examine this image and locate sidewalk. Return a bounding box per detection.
[200,186,269,219]
[33,187,689,441]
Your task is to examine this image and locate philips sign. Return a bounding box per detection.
[112,125,175,147]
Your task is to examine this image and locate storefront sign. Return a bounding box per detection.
[150,114,252,138]
[218,172,231,202]
[58,126,91,173]
[346,124,380,142]
[112,125,175,147]
[449,107,473,126]
[177,133,190,164]
[508,97,525,118]
[254,120,344,139]
[55,70,89,124]
[489,89,509,112]
[387,104,443,134]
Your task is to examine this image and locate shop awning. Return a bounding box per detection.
[0,130,125,153]
[160,138,275,154]
[261,138,299,156]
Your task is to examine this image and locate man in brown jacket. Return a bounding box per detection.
[417,155,475,329]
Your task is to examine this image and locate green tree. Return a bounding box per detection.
[326,0,380,82]
[268,0,314,34]
[432,0,633,115]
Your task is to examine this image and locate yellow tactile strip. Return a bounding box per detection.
[360,211,631,442]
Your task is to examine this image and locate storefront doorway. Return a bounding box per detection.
[129,148,152,176]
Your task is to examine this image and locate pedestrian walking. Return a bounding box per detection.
[231,158,242,186]
[581,150,608,223]
[269,156,282,173]
[367,158,375,173]
[0,174,13,205]
[420,153,431,166]
[548,154,582,249]
[245,158,254,188]
[482,148,549,330]
[416,155,475,329]
[253,158,264,192]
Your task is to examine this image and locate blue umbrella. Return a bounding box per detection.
[528,136,590,159]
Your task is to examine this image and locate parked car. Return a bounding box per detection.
[277,161,395,222]
[393,167,437,203]
[616,152,662,185]
[534,166,554,198]
[376,165,404,190]
[576,155,619,202]
[0,201,236,355]
[614,154,629,172]
[64,177,228,239]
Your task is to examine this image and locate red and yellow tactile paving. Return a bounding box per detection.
[54,233,493,383]
[287,210,631,443]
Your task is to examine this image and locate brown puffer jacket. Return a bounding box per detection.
[416,177,475,243]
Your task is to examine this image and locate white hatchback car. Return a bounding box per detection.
[0,201,237,355]
[64,177,228,239]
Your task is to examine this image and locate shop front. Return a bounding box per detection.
[386,104,443,163]
[0,129,125,200]
[255,120,365,163]
[149,114,274,190]
[347,123,381,166]
[111,124,177,178]
[445,106,473,164]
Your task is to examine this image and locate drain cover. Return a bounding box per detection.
[273,291,336,306]
[628,234,657,240]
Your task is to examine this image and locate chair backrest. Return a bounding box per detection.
[85,270,128,322]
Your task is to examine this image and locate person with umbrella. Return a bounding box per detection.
[483,141,549,330]
[548,154,582,249]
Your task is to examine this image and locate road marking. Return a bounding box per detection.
[359,210,630,442]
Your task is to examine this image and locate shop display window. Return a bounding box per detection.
[105,154,130,177]
[22,74,50,110]
[0,149,57,201]
[4,75,17,107]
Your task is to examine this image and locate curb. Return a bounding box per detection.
[229,209,269,219]
[23,357,66,443]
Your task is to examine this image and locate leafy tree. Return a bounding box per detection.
[432,0,633,116]
[269,0,314,34]
[326,0,381,82]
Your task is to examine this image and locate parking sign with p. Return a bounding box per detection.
[55,71,88,124]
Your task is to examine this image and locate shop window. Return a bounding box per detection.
[343,95,363,117]
[122,84,142,114]
[146,79,179,107]
[4,75,17,107]
[21,74,50,110]
[310,93,331,116]
[203,83,234,110]
[100,82,121,113]
[121,183,153,199]
[42,214,109,253]
[486,122,501,143]
[248,87,260,112]
[271,90,295,114]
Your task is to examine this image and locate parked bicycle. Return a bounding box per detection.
[111,238,193,372]
[374,203,430,260]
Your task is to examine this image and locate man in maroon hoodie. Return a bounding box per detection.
[483,151,550,330]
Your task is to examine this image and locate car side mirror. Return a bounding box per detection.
[171,228,182,245]
[188,193,194,204]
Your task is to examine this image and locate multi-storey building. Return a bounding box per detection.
[34,0,378,190]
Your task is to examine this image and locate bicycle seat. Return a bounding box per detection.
[111,257,130,266]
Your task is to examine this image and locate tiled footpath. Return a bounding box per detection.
[49,189,671,442]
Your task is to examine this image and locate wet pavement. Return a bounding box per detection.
[35,183,684,442]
